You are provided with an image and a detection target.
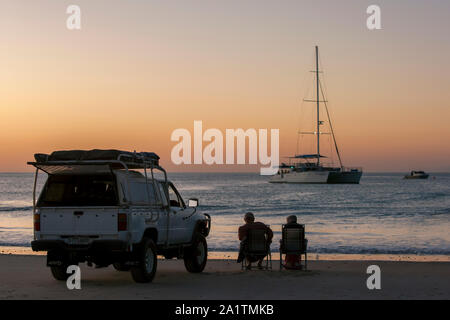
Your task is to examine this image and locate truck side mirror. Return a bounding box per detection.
[188,198,199,208]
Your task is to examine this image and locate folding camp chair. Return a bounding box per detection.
[241,228,272,270]
[279,224,307,270]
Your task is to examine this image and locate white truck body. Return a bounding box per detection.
[28,150,211,282]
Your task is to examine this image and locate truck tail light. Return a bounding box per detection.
[34,213,40,231]
[118,213,127,231]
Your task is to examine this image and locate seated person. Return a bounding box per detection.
[282,215,307,270]
[237,212,273,269]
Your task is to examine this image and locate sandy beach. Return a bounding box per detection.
[0,254,448,300]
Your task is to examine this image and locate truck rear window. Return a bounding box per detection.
[37,175,118,207]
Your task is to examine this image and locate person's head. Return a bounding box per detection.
[244,212,255,224]
[287,215,297,224]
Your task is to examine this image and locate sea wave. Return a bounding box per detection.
[435,208,450,215]
[0,242,31,248]
[0,206,33,212]
[206,244,450,255]
[306,246,450,255]
[0,226,32,231]
[0,242,448,255]
[398,191,450,202]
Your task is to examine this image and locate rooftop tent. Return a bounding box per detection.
[30,150,161,173]
[41,149,159,161]
[34,149,159,165]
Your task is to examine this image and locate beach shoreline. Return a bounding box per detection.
[0,254,449,299]
[1,246,449,262]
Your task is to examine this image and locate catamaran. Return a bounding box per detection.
[270,46,362,184]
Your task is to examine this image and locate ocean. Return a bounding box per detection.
[1,172,449,256]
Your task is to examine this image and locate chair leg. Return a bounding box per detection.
[280,252,282,270]
[270,252,272,270]
[305,252,307,271]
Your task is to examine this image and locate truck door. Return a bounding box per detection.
[155,181,169,246]
[167,183,190,244]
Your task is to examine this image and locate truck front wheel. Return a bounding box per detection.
[130,237,157,283]
[184,234,208,273]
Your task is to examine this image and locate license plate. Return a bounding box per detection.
[68,237,90,245]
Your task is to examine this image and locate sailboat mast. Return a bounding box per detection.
[315,45,320,166]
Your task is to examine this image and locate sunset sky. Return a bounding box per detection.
[1,0,450,172]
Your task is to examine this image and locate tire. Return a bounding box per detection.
[184,234,208,273]
[113,263,131,272]
[47,250,71,281]
[130,238,157,283]
[50,265,70,281]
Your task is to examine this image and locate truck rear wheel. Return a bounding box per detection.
[184,234,207,273]
[47,250,72,281]
[50,265,70,281]
[130,238,157,283]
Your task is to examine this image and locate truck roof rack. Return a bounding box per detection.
[27,149,164,173]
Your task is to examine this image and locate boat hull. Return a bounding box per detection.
[269,171,330,184]
[269,169,363,184]
[327,171,362,184]
[404,175,429,180]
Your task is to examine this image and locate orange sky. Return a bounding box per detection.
[1,0,450,172]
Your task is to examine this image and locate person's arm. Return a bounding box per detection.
[266,225,274,242]
[238,225,246,241]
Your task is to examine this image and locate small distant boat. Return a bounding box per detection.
[404,171,429,180]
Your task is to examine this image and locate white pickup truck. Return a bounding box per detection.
[28,150,211,283]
